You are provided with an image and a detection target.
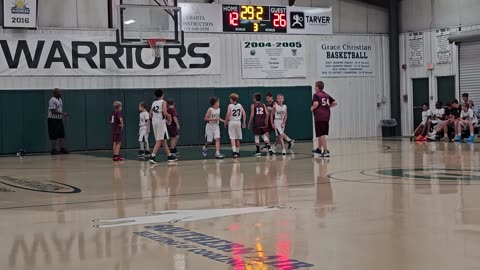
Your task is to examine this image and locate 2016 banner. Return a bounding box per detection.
[317,41,376,77]
[241,40,306,79]
[3,0,38,28]
[0,33,220,76]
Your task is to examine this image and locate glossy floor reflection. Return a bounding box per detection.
[2,139,480,270]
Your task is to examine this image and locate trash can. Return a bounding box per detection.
[379,119,397,138]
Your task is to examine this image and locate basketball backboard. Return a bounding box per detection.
[117,4,183,47]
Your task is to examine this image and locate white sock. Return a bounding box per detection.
[457,133,461,136]
[145,142,150,151]
[232,146,237,152]
[140,143,144,151]
[216,151,220,155]
[285,136,291,142]
[151,153,156,157]
[237,147,240,152]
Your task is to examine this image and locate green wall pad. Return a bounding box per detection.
[0,86,313,154]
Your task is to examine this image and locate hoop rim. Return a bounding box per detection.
[147,38,167,48]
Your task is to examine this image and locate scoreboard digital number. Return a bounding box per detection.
[222,5,287,33]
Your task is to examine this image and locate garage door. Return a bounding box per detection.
[459,41,480,108]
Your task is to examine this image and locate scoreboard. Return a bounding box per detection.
[222,5,287,33]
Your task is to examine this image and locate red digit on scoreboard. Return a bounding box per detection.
[273,13,286,28]
[229,11,239,26]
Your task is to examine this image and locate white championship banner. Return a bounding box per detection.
[241,40,306,79]
[317,41,375,77]
[3,0,38,28]
[0,34,220,76]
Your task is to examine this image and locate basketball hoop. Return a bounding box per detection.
[147,38,166,58]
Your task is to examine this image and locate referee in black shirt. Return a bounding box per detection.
[48,88,69,155]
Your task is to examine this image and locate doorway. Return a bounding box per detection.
[437,76,455,105]
[412,78,429,130]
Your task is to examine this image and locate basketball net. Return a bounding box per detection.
[147,38,166,58]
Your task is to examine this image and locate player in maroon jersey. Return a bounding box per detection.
[111,101,124,161]
[311,81,337,158]
[262,93,276,151]
[248,93,272,156]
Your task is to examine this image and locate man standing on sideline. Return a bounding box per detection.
[311,81,337,158]
[48,88,69,155]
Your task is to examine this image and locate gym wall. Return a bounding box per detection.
[0,86,311,154]
[0,1,391,154]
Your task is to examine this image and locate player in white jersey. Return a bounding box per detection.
[138,102,150,157]
[271,94,292,155]
[455,102,478,142]
[149,89,177,164]
[430,101,445,128]
[225,93,246,158]
[202,97,225,159]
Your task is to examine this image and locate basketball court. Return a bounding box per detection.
[2,139,480,270]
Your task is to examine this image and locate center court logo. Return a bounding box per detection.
[12,0,30,14]
[290,12,304,29]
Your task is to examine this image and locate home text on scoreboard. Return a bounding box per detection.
[222,5,287,33]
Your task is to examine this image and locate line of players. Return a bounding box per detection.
[110,89,296,163]
[412,93,478,142]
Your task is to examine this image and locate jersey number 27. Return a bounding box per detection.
[232,109,241,117]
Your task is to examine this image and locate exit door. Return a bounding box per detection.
[412,78,429,129]
[437,76,455,105]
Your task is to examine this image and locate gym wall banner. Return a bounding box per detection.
[3,0,38,28]
[178,3,223,33]
[241,40,307,79]
[317,41,376,77]
[0,34,220,76]
[408,32,424,67]
[287,6,332,35]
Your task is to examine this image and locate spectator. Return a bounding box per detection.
[48,88,69,155]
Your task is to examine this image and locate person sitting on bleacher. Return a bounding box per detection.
[468,100,476,113]
[454,102,478,142]
[431,101,445,129]
[429,99,460,141]
[413,103,432,141]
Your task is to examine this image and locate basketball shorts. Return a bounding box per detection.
[266,122,273,133]
[112,133,122,143]
[168,125,179,138]
[253,125,267,136]
[138,126,149,142]
[315,120,329,137]
[461,120,478,129]
[274,120,284,136]
[228,121,242,140]
[48,118,65,140]
[152,119,169,141]
[205,124,220,142]
[431,119,443,127]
